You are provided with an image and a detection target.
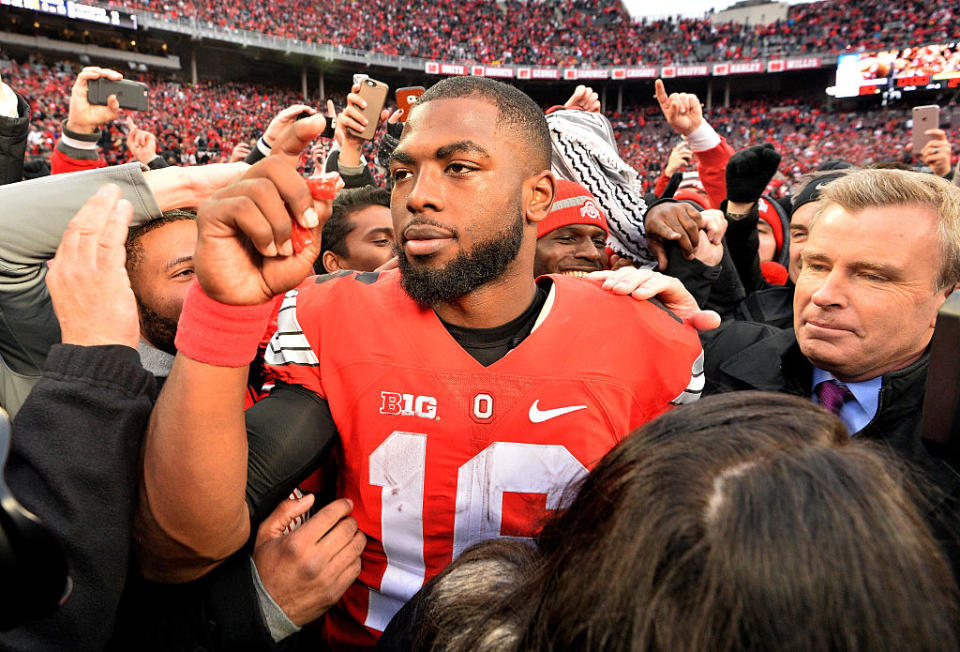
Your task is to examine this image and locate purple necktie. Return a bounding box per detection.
[816,380,854,415]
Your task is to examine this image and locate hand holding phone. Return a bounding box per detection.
[350,77,389,140]
[87,79,149,112]
[68,66,126,134]
[912,105,940,155]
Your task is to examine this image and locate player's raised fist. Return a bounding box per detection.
[195,156,329,305]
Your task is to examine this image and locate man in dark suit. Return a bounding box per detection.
[702,167,960,569]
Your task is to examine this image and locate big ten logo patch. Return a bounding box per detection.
[379,392,438,420]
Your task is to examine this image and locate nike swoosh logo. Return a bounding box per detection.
[528,400,587,423]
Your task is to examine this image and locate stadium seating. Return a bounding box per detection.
[101,0,960,66]
[9,58,956,198]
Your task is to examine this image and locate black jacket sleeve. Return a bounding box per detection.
[324,149,377,190]
[0,90,29,186]
[720,199,764,294]
[111,553,294,652]
[0,344,156,652]
[109,383,338,652]
[146,155,169,170]
[662,240,745,316]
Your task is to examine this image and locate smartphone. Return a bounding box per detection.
[295,109,337,139]
[87,78,149,112]
[352,77,389,140]
[912,105,940,155]
[396,86,425,122]
[921,292,960,466]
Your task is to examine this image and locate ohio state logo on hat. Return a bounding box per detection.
[580,199,601,221]
[537,179,610,238]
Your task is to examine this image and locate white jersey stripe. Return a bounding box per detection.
[670,351,704,405]
[263,289,320,367]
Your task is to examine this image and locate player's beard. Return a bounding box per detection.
[396,209,524,307]
[136,297,179,355]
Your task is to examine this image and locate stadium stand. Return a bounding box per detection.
[98,0,960,65]
[8,57,957,197]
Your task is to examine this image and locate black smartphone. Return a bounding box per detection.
[921,292,960,465]
[87,79,149,112]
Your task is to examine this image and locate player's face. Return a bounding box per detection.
[128,219,197,354]
[793,202,947,382]
[389,97,531,304]
[534,224,609,277]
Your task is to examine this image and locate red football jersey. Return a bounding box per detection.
[262,270,703,648]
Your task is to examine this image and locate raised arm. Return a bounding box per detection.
[136,115,335,582]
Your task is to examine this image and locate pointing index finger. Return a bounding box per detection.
[654,79,669,109]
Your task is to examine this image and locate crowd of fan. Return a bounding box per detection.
[8,57,955,198]
[611,98,960,195]
[2,47,960,652]
[8,58,383,177]
[100,0,960,65]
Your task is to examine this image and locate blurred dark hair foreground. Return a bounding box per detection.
[383,392,959,652]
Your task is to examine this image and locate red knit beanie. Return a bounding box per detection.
[673,188,709,210]
[757,196,784,258]
[538,180,610,238]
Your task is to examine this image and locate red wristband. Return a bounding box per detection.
[174,279,279,367]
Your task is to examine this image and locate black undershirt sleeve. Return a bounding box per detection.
[244,382,340,528]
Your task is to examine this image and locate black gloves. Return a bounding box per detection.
[725,143,781,203]
[376,119,404,172]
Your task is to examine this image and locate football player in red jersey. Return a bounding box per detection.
[137,77,708,649]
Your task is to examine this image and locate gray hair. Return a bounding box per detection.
[813,168,960,290]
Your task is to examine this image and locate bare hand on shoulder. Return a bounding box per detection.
[587,266,721,331]
[46,184,140,348]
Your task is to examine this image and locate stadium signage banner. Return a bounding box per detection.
[729,61,763,74]
[427,55,819,81]
[672,64,710,77]
[1,0,137,29]
[624,67,658,78]
[470,65,514,78]
[531,68,560,79]
[785,57,821,70]
[575,68,610,80]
